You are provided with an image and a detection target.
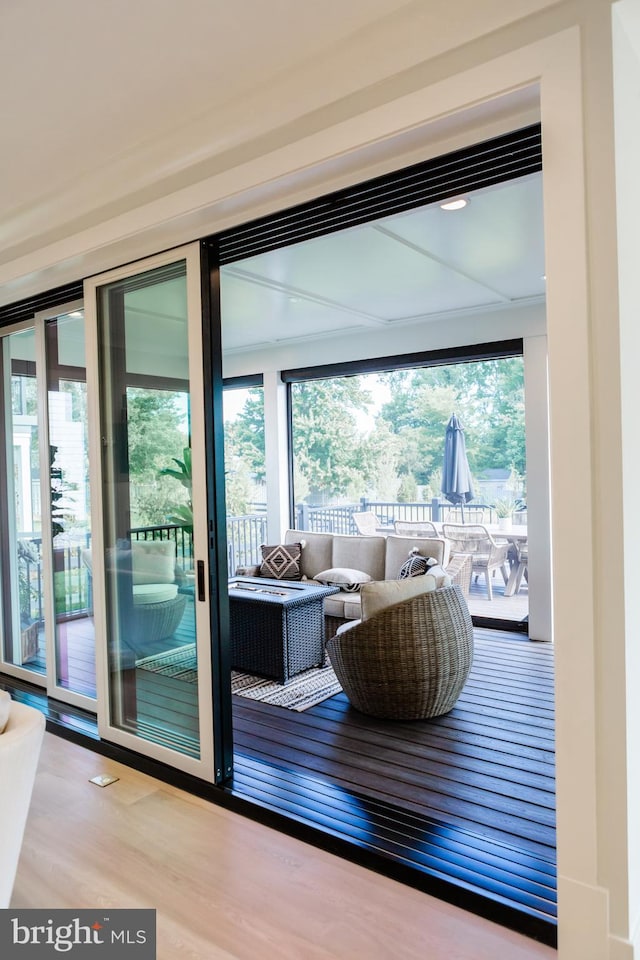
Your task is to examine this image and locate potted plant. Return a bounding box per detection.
[494,498,514,531]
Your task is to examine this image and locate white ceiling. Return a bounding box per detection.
[0,0,551,309]
[220,173,545,352]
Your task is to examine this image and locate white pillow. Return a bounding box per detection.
[0,690,11,734]
[315,567,372,592]
[131,540,176,585]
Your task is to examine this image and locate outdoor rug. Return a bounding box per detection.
[137,643,342,712]
[232,662,341,712]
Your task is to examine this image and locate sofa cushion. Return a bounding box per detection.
[360,575,438,621]
[315,567,372,592]
[284,530,333,579]
[342,594,363,620]
[260,542,303,580]
[131,540,176,585]
[0,691,10,734]
[133,583,179,605]
[383,535,447,580]
[332,535,386,581]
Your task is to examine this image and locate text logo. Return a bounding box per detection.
[0,909,156,957]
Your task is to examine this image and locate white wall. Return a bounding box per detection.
[613,1,640,952]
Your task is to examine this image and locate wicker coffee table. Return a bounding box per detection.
[228,577,339,683]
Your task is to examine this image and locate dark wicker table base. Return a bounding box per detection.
[228,577,339,684]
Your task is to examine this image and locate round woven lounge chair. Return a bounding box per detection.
[132,593,187,649]
[326,584,473,720]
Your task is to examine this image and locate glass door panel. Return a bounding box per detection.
[41,308,96,702]
[87,246,214,778]
[0,325,46,680]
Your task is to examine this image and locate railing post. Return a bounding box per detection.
[298,503,310,530]
[431,498,441,522]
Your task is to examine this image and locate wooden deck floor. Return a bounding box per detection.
[231,628,555,939]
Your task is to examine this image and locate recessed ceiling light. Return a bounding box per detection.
[440,197,468,211]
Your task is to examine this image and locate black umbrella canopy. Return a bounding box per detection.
[441,413,474,516]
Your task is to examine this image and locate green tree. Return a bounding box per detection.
[126,388,189,526]
[290,378,375,501]
[378,357,526,493]
[224,387,266,484]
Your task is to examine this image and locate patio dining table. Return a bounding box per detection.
[436,522,528,598]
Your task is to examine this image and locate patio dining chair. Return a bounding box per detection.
[393,520,439,538]
[443,506,489,524]
[351,511,382,536]
[441,523,510,601]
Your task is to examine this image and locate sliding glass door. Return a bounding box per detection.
[85,244,215,779]
[0,308,97,708]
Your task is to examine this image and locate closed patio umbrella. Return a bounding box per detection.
[441,413,474,521]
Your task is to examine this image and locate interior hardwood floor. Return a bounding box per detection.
[13,733,555,960]
[232,628,555,937]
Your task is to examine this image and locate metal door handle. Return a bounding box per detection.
[197,560,206,601]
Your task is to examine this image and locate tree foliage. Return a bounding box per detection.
[222,358,526,508]
[126,388,189,526]
[290,378,376,501]
[224,388,266,484]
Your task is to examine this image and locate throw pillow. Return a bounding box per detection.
[0,690,11,734]
[260,542,303,580]
[131,540,176,585]
[398,548,438,579]
[315,567,372,592]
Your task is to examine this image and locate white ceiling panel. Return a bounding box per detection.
[380,175,545,300]
[230,224,503,323]
[220,271,367,351]
[219,173,545,353]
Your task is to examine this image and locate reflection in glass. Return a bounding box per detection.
[45,311,96,697]
[0,328,45,676]
[97,261,199,757]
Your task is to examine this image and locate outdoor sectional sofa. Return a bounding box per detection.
[237,529,472,637]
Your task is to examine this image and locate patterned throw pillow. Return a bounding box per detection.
[260,542,303,580]
[398,548,437,579]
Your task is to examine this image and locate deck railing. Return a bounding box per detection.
[294,498,499,533]
[226,514,268,576]
[18,498,522,619]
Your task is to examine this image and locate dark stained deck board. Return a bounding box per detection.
[231,758,556,913]
[231,627,556,929]
[232,700,554,790]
